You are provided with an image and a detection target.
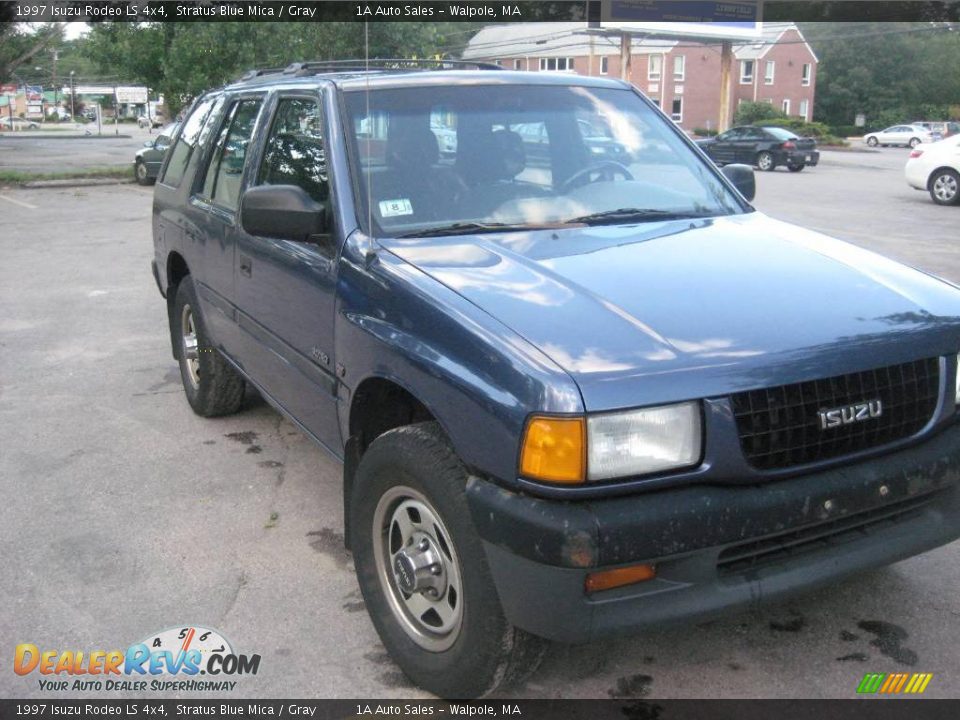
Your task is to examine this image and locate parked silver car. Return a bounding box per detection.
[864,124,933,148]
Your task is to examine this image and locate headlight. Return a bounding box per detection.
[587,401,701,481]
[955,354,960,405]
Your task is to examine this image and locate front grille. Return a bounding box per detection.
[716,493,935,576]
[731,358,940,471]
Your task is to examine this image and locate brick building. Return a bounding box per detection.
[462,22,818,132]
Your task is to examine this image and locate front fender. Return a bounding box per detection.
[334,233,583,486]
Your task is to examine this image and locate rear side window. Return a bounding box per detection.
[161,95,220,187]
[258,97,328,203]
[200,99,263,211]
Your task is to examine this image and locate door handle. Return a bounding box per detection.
[239,255,252,277]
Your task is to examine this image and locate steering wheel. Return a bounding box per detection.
[560,161,633,193]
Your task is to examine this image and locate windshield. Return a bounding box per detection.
[343,83,746,237]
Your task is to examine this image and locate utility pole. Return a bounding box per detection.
[51,49,59,119]
[69,71,75,120]
[619,34,632,83]
[718,41,733,132]
[113,84,119,136]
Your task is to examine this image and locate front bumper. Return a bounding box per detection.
[466,423,960,643]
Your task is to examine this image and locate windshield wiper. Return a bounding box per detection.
[565,208,715,226]
[395,221,560,238]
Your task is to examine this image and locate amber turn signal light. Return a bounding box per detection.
[519,416,586,484]
[585,564,657,593]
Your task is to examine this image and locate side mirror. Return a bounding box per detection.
[240,184,327,241]
[721,163,756,202]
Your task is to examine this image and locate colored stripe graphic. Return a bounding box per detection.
[858,673,933,694]
[857,673,886,693]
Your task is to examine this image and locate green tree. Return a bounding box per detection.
[0,22,65,83]
[82,22,478,114]
[799,22,960,129]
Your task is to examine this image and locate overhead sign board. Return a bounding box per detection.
[598,0,763,40]
[115,86,148,104]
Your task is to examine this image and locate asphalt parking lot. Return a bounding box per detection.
[2,145,960,700]
[0,124,165,172]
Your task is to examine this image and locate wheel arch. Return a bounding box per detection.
[342,374,450,548]
[927,165,960,189]
[165,252,190,359]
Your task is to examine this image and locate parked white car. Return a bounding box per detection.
[905,135,960,205]
[864,125,933,148]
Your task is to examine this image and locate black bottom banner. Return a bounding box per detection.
[2,700,960,720]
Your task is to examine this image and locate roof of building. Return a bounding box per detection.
[462,22,817,63]
[461,23,677,60]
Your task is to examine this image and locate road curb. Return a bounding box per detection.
[0,134,134,140]
[20,177,136,189]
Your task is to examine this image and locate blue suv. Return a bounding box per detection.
[151,61,960,698]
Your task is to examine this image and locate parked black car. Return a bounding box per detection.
[697,125,819,172]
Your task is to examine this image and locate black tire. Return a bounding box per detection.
[350,422,547,698]
[756,151,775,171]
[929,168,960,206]
[135,160,153,186]
[172,276,245,417]
[866,136,878,147]
[788,163,805,172]
[909,137,921,149]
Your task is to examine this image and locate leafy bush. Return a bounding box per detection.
[830,125,860,138]
[757,118,832,138]
[734,101,787,126]
[692,127,718,137]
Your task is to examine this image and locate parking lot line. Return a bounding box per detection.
[0,193,38,210]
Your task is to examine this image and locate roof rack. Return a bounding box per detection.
[237,67,287,81]
[236,58,503,82]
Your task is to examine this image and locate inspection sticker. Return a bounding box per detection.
[379,199,414,217]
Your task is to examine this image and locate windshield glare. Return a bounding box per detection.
[344,84,745,237]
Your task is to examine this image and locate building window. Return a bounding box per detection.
[539,57,575,72]
[740,60,754,84]
[671,97,683,122]
[600,56,609,74]
[799,99,809,120]
[765,60,775,85]
[673,55,685,81]
[782,99,791,115]
[514,59,522,70]
[801,63,811,86]
[648,55,662,81]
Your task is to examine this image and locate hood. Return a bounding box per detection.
[380,213,960,411]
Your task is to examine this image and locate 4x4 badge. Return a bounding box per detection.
[818,399,883,430]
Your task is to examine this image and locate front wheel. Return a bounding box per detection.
[929,168,960,206]
[788,163,805,172]
[350,422,547,698]
[866,136,878,147]
[135,161,152,186]
[172,277,245,417]
[756,151,775,171]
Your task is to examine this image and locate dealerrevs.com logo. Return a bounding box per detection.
[14,626,261,692]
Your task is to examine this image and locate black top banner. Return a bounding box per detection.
[1,0,960,23]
